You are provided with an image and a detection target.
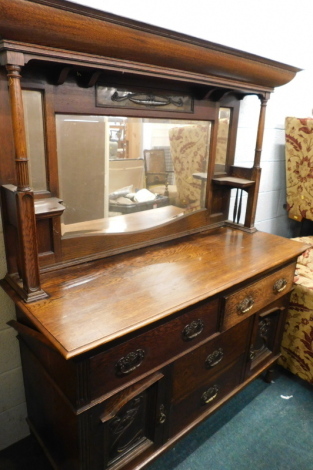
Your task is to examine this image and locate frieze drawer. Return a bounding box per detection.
[90,298,219,400]
[222,263,296,331]
[170,356,245,436]
[172,317,251,403]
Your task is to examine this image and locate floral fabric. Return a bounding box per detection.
[285,117,313,222]
[279,237,313,383]
[169,125,210,210]
[216,118,229,165]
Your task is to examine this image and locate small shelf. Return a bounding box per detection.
[34,197,65,219]
[212,176,255,189]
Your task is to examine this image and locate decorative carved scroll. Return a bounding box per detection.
[111,91,183,108]
[108,395,146,466]
[249,317,271,360]
[97,86,193,112]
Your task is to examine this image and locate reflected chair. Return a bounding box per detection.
[169,124,210,210]
[143,149,177,203]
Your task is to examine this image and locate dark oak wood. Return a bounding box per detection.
[0,0,300,91]
[6,65,30,192]
[5,229,308,470]
[2,228,307,358]
[0,1,307,469]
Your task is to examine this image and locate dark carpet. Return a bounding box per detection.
[0,368,312,470]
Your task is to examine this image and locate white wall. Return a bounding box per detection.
[1,0,313,450]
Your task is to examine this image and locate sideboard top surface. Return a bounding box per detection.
[3,228,308,359]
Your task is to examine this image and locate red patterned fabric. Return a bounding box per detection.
[169,125,210,210]
[285,117,313,222]
[279,237,313,383]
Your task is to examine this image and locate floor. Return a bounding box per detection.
[0,368,312,470]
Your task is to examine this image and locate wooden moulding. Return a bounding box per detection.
[0,0,301,92]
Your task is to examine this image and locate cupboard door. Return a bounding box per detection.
[90,372,169,469]
[246,301,288,376]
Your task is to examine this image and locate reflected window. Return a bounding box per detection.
[55,115,211,236]
[23,90,47,191]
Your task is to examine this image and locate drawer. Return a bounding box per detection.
[170,356,245,436]
[90,298,219,400]
[222,263,296,331]
[172,317,251,403]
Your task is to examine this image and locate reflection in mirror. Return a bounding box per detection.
[23,90,47,191]
[215,107,231,171]
[55,115,211,236]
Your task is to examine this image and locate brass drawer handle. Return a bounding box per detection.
[237,295,254,315]
[205,348,224,368]
[201,385,219,405]
[115,349,145,376]
[273,278,287,294]
[182,319,204,341]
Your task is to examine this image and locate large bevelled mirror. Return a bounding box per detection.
[55,115,212,236]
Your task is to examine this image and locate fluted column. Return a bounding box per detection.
[6,64,46,301]
[6,65,30,191]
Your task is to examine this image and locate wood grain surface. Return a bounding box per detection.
[0,0,300,91]
[3,228,308,358]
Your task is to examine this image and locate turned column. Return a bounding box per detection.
[244,94,269,229]
[6,64,46,301]
[254,95,269,169]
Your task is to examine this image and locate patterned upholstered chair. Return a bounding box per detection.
[279,237,313,384]
[285,116,313,224]
[280,119,313,383]
[169,124,210,210]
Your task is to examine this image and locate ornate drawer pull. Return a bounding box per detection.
[201,385,219,405]
[115,349,145,376]
[182,319,204,341]
[273,278,287,294]
[205,348,224,368]
[237,295,254,315]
